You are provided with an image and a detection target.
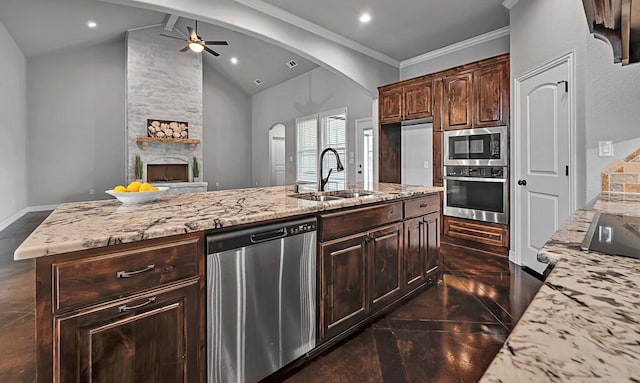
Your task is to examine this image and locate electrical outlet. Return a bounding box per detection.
[289,156,294,162]
[215,182,220,187]
[423,161,429,169]
[89,189,95,195]
[255,181,259,186]
[599,141,614,157]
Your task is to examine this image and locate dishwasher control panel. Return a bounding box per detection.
[288,221,316,235]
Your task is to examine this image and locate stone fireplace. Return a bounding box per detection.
[126,26,207,195]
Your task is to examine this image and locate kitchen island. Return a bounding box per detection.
[16,183,444,383]
[480,196,640,382]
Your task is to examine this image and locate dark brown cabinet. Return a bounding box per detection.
[474,60,509,128]
[379,88,403,124]
[403,212,440,293]
[443,71,474,131]
[320,234,369,340]
[432,131,443,187]
[369,223,403,311]
[56,281,200,383]
[403,80,433,120]
[432,78,443,132]
[36,234,205,383]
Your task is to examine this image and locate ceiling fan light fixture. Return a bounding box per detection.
[189,42,204,53]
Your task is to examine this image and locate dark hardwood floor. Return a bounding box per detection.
[0,213,542,383]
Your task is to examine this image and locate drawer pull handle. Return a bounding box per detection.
[117,264,155,279]
[119,297,156,313]
[419,203,429,208]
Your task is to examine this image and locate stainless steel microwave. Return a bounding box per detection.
[444,126,507,167]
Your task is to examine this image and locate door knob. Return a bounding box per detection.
[517,179,527,186]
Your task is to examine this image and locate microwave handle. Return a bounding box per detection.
[444,176,506,183]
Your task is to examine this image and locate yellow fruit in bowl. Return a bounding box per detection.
[126,181,142,192]
[139,183,154,192]
[113,185,127,193]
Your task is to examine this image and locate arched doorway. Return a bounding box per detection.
[269,124,286,186]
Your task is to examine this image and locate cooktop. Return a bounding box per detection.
[581,212,640,259]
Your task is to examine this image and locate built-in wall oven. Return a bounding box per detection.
[444,166,507,225]
[444,126,507,167]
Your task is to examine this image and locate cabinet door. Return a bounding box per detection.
[56,281,200,383]
[432,78,443,132]
[403,217,424,291]
[474,60,509,128]
[369,223,403,312]
[443,72,473,130]
[379,88,403,124]
[403,80,433,120]
[432,131,443,186]
[423,213,440,278]
[320,235,368,340]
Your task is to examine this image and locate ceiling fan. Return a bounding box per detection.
[160,20,228,57]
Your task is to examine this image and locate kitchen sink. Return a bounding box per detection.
[289,189,377,202]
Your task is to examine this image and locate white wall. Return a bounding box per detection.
[400,35,510,80]
[251,67,373,187]
[0,20,27,224]
[27,40,126,206]
[585,37,640,204]
[203,62,253,190]
[401,124,433,186]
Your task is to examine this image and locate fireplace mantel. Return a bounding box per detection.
[136,137,201,151]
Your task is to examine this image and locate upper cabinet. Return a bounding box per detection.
[443,71,474,130]
[474,60,509,128]
[403,80,433,120]
[379,87,403,124]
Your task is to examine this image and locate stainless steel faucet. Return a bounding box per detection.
[319,147,345,191]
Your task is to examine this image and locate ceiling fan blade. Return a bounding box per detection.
[173,28,189,39]
[187,26,197,40]
[160,34,185,41]
[204,46,220,56]
[180,46,190,53]
[204,41,229,46]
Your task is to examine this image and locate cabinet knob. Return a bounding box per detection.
[419,203,428,208]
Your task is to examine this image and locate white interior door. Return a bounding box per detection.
[355,118,374,187]
[516,58,572,273]
[269,124,286,186]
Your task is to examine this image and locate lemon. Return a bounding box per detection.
[126,181,142,192]
[139,183,154,192]
[113,185,127,193]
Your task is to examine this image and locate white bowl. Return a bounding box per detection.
[105,187,169,204]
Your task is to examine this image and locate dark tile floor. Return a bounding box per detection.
[0,213,543,383]
[281,245,543,383]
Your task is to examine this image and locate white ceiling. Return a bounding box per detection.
[0,0,165,57]
[258,0,510,61]
[176,19,318,95]
[0,0,317,95]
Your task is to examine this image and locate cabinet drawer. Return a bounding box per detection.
[320,202,402,242]
[404,195,439,219]
[444,217,508,247]
[52,238,199,311]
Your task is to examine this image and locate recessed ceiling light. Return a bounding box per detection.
[87,21,97,28]
[358,13,371,23]
[230,57,238,65]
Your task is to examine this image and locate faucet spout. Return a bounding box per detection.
[319,147,345,192]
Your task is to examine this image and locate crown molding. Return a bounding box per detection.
[399,26,510,69]
[230,0,400,68]
[502,0,520,11]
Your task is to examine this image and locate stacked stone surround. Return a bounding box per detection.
[601,147,640,201]
[126,26,205,191]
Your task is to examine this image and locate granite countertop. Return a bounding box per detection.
[14,183,443,260]
[481,198,640,382]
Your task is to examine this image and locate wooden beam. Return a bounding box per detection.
[163,14,179,32]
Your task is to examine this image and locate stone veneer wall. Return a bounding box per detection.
[601,148,640,198]
[126,26,203,183]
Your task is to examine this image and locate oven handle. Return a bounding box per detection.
[444,176,506,183]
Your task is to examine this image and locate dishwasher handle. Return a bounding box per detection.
[250,227,288,243]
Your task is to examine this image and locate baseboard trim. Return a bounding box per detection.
[0,204,58,232]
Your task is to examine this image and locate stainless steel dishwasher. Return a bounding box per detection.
[206,217,317,383]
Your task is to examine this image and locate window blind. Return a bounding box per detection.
[296,116,318,183]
